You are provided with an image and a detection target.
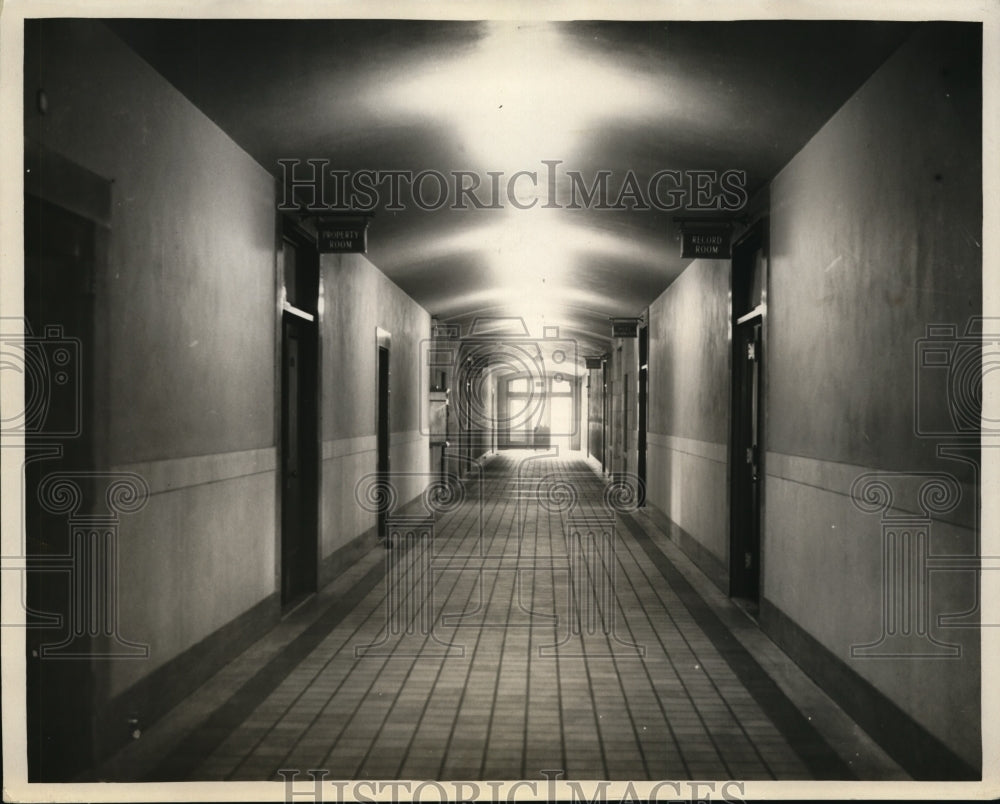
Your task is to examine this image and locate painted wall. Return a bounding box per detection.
[24,20,279,703]
[320,253,431,558]
[764,23,981,767]
[646,258,731,570]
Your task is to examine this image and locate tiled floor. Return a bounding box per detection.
[98,450,908,783]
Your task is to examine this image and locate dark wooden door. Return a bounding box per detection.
[602,360,609,473]
[377,345,391,540]
[24,194,97,780]
[638,325,648,505]
[731,319,762,604]
[729,221,767,611]
[281,311,318,606]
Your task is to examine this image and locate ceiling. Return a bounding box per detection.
[109,18,915,360]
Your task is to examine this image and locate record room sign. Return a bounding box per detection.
[681,226,731,259]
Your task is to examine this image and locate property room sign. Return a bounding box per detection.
[316,216,369,253]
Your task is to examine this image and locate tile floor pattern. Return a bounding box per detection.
[136,450,863,783]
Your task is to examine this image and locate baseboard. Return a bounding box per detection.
[643,503,729,593]
[759,597,980,781]
[93,591,281,770]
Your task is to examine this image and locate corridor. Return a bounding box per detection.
[96,452,902,783]
[6,9,988,800]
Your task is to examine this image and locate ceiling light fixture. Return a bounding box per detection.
[376,21,668,170]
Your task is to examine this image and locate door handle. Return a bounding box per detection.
[746,445,759,481]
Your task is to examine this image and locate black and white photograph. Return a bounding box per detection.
[1,0,996,801]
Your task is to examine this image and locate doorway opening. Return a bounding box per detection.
[622,367,629,479]
[376,329,391,542]
[729,220,767,615]
[24,191,100,781]
[638,324,648,507]
[499,375,543,449]
[602,359,609,473]
[280,225,319,609]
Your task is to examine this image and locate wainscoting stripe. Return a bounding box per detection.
[109,447,276,496]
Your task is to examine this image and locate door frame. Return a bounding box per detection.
[728,218,768,609]
[376,327,392,541]
[601,358,609,474]
[277,218,321,610]
[23,170,107,781]
[638,323,649,507]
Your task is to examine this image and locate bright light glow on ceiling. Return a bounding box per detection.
[384,207,666,276]
[380,206,664,330]
[376,21,668,169]
[368,21,676,340]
